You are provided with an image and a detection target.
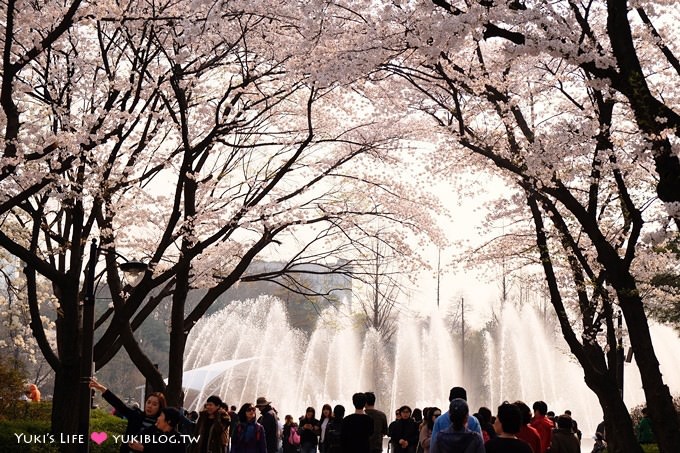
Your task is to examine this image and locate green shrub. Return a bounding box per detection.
[0,419,59,453]
[0,358,28,418]
[0,405,126,453]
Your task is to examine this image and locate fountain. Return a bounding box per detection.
[183,295,680,438]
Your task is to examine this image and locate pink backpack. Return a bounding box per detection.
[288,426,301,446]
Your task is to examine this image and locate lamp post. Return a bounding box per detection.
[77,241,147,453]
[78,239,98,453]
[616,310,625,400]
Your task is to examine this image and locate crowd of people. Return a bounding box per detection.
[88,377,649,453]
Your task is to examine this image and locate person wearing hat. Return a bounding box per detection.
[129,407,187,453]
[430,399,484,453]
[190,395,230,453]
[430,387,482,448]
[255,396,279,453]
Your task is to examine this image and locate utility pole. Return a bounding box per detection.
[78,239,98,453]
[461,296,465,382]
[616,310,625,400]
[436,248,441,308]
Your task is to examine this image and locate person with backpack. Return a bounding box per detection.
[283,414,301,453]
[430,399,484,453]
[324,405,345,453]
[232,403,267,453]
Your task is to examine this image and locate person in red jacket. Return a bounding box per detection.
[530,401,554,453]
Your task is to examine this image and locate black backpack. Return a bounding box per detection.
[434,429,477,453]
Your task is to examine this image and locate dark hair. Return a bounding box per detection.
[304,406,316,418]
[513,401,532,425]
[449,399,468,431]
[497,402,522,434]
[238,403,255,421]
[353,393,367,410]
[448,387,467,402]
[557,415,573,430]
[160,407,181,429]
[145,392,167,416]
[207,395,223,407]
[365,392,376,406]
[477,407,492,425]
[333,405,345,419]
[427,407,441,430]
[412,408,423,423]
[399,405,412,414]
[532,401,548,416]
[321,403,333,421]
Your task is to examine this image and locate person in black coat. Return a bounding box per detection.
[388,406,419,453]
[256,396,280,453]
[90,377,166,453]
[323,405,345,453]
[282,414,301,453]
[298,407,321,453]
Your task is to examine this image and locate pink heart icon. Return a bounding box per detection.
[91,432,108,445]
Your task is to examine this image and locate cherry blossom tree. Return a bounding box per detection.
[424,0,680,217]
[367,2,680,451]
[0,0,443,442]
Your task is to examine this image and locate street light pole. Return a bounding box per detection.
[461,296,465,382]
[78,239,98,453]
[616,310,625,400]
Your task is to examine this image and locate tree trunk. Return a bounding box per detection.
[581,356,642,453]
[618,287,680,453]
[166,257,191,407]
[527,193,645,453]
[51,363,81,453]
[50,278,84,453]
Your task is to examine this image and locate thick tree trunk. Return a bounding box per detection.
[618,288,680,453]
[526,193,648,453]
[50,278,84,453]
[51,363,82,453]
[597,249,680,453]
[582,360,642,453]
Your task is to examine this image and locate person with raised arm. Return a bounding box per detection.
[90,377,166,453]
